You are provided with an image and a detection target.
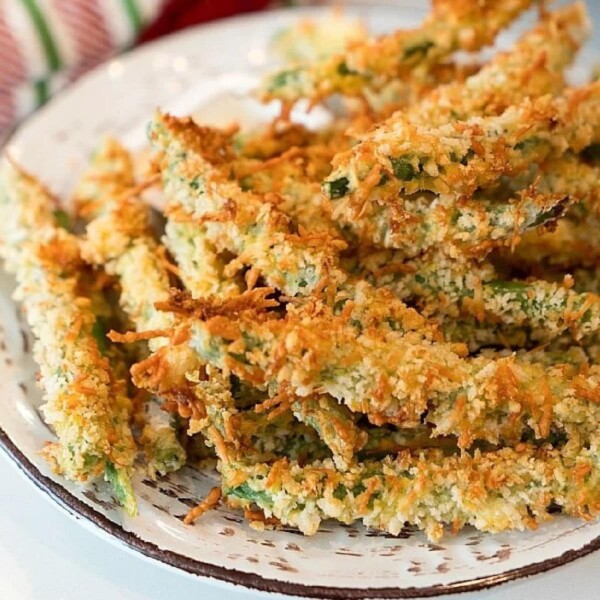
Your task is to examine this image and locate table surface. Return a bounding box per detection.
[3,2,600,599]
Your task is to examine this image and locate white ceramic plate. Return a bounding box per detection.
[1,4,599,598]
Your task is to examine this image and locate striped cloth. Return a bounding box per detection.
[0,0,278,136]
[0,0,165,132]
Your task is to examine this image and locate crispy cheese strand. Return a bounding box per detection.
[0,162,137,513]
[324,82,600,212]
[78,140,188,474]
[232,156,341,238]
[233,122,346,161]
[73,137,136,219]
[260,0,534,103]
[222,443,600,541]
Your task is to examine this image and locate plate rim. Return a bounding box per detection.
[2,6,600,598]
[3,410,600,598]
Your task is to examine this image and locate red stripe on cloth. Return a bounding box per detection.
[0,10,28,89]
[0,88,17,132]
[52,0,114,69]
[139,0,270,43]
[66,62,92,84]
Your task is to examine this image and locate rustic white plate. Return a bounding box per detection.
[1,4,599,598]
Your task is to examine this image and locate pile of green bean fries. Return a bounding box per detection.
[1,0,599,541]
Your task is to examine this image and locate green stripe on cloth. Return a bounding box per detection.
[19,0,62,71]
[122,0,143,35]
[33,79,49,107]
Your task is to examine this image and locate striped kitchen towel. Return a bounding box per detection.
[0,0,270,136]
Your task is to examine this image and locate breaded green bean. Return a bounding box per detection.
[396,3,589,127]
[184,367,329,464]
[232,155,341,238]
[350,186,570,256]
[362,250,600,342]
[171,290,600,448]
[140,413,187,479]
[164,221,242,299]
[291,396,367,469]
[78,141,189,471]
[149,112,439,340]
[344,150,598,253]
[324,82,600,216]
[82,191,172,347]
[222,442,600,541]
[0,161,137,513]
[260,0,534,103]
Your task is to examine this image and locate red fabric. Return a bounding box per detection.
[139,0,271,43]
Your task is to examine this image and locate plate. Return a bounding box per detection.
[1,4,599,598]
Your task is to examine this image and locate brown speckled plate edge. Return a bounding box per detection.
[2,424,599,599]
